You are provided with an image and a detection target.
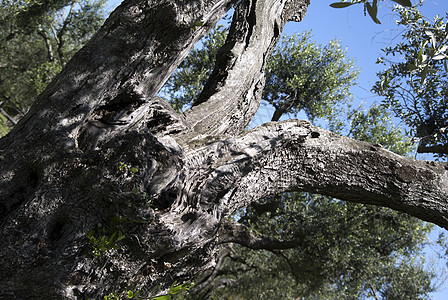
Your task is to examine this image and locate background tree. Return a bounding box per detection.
[373,1,448,157]
[264,32,358,122]
[205,195,436,299]
[0,0,106,136]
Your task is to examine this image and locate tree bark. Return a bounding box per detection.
[0,0,447,299]
[271,105,286,121]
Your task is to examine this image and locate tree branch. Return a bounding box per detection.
[218,220,301,250]
[37,30,55,62]
[8,0,237,147]
[182,0,309,137]
[55,0,77,64]
[197,120,448,229]
[417,143,448,155]
[368,282,381,300]
[189,246,235,297]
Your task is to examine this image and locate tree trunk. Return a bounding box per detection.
[271,106,286,121]
[0,0,447,299]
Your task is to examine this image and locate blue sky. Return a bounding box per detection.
[105,0,448,298]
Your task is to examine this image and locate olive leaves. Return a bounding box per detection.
[330,0,412,24]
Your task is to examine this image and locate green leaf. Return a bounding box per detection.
[417,47,424,64]
[116,231,126,242]
[330,2,355,8]
[391,0,412,7]
[153,296,170,300]
[420,66,429,83]
[433,53,447,60]
[366,0,380,24]
[191,20,204,30]
[127,290,134,298]
[405,63,418,72]
[169,281,178,290]
[425,30,436,47]
[107,231,117,244]
[169,285,183,294]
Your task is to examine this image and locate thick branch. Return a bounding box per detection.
[271,106,286,121]
[198,120,448,229]
[189,247,235,297]
[417,143,448,155]
[37,30,55,62]
[6,0,237,148]
[182,0,309,137]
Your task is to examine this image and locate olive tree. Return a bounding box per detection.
[373,1,448,157]
[0,0,446,299]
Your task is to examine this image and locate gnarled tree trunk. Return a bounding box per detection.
[0,0,447,299]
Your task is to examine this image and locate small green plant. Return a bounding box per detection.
[126,288,141,299]
[133,188,149,199]
[103,281,194,300]
[104,287,141,300]
[118,162,139,174]
[191,19,204,30]
[87,216,127,257]
[104,292,120,300]
[151,281,194,300]
[118,162,127,171]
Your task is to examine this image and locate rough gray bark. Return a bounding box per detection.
[0,0,447,299]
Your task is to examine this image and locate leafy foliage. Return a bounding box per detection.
[372,1,448,157]
[0,0,106,136]
[345,103,414,155]
[1,0,73,34]
[265,32,358,121]
[211,194,437,299]
[87,216,127,257]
